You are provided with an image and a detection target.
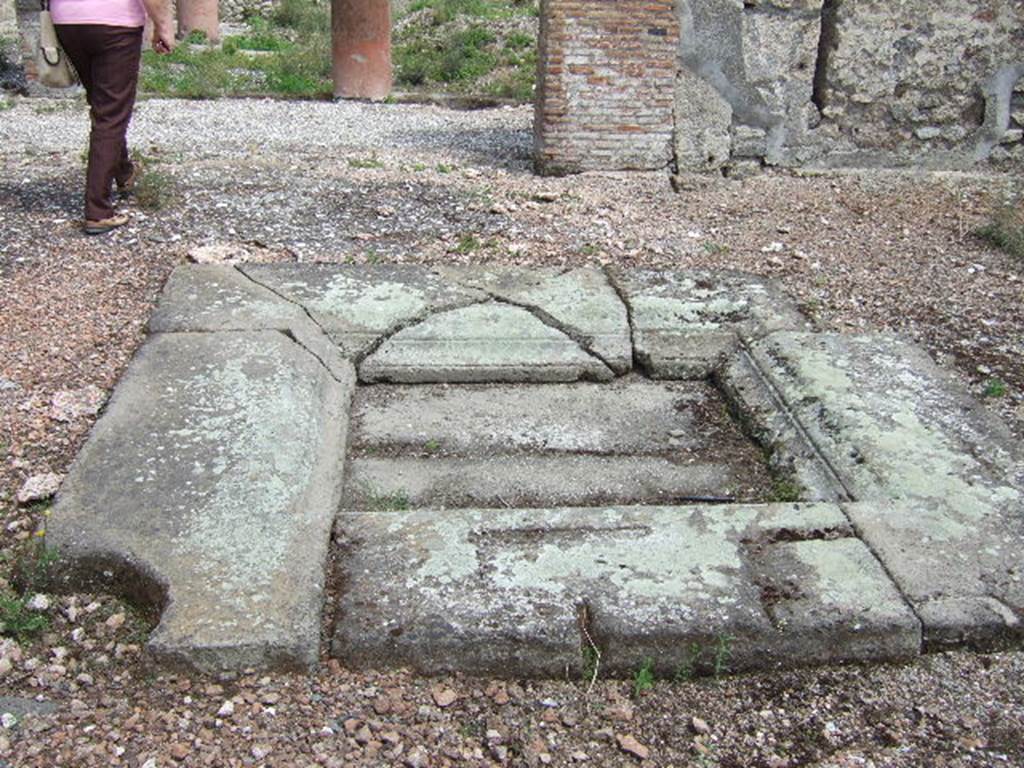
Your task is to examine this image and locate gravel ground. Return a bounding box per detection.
[1,97,1023,767]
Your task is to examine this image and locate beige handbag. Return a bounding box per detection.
[37,0,76,88]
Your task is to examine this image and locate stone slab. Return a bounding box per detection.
[609,269,808,378]
[346,456,755,509]
[46,332,355,673]
[438,266,633,374]
[241,264,487,359]
[148,264,309,334]
[332,504,920,677]
[349,379,747,456]
[749,332,1024,648]
[359,303,614,383]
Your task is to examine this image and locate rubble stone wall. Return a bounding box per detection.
[536,0,1024,174]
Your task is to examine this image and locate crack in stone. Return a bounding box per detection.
[357,298,617,382]
[480,292,619,376]
[353,295,493,368]
[277,329,345,384]
[811,0,840,115]
[235,265,331,338]
[602,267,642,373]
[838,501,927,647]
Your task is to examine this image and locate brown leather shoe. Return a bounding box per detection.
[83,213,129,235]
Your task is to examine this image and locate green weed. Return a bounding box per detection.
[633,658,655,697]
[365,489,411,512]
[133,166,176,212]
[768,476,803,503]
[348,155,385,169]
[455,233,481,254]
[0,594,48,642]
[713,634,733,677]
[982,378,1008,398]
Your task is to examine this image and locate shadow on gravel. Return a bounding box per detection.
[0,175,82,216]
[395,127,533,171]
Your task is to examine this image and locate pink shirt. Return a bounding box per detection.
[51,0,146,27]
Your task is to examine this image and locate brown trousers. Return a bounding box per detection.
[54,24,143,221]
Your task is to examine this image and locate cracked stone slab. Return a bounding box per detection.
[148,265,309,333]
[749,331,1024,648]
[46,332,355,673]
[241,264,487,359]
[437,266,633,374]
[331,504,920,677]
[359,303,615,383]
[609,269,808,378]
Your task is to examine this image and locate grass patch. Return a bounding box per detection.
[140,0,331,99]
[394,0,538,101]
[0,594,48,642]
[364,488,411,512]
[975,195,1024,261]
[133,165,176,211]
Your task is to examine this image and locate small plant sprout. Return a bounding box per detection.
[713,634,733,678]
[455,233,481,254]
[982,378,1008,398]
[633,658,655,696]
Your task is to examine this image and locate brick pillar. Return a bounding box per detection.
[177,0,219,43]
[534,0,679,175]
[332,0,391,101]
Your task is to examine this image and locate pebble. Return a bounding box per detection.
[616,733,650,761]
[16,473,64,505]
[50,385,106,422]
[431,686,459,708]
[27,594,51,611]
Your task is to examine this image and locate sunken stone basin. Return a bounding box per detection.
[45,265,1024,676]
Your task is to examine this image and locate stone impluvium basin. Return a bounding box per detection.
[44,264,1024,677]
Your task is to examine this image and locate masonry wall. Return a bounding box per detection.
[534,0,679,175]
[537,0,1024,174]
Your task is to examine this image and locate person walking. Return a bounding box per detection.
[51,0,175,234]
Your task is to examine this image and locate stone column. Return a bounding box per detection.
[177,0,219,43]
[332,0,391,101]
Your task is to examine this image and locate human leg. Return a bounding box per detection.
[53,25,142,223]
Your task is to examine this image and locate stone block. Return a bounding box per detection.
[608,269,808,378]
[359,303,614,383]
[46,332,355,673]
[332,504,919,677]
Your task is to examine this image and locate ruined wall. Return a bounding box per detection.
[536,0,1024,174]
[534,0,679,174]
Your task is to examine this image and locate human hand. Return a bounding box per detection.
[152,25,175,54]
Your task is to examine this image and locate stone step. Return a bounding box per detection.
[331,504,921,677]
[344,379,776,508]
